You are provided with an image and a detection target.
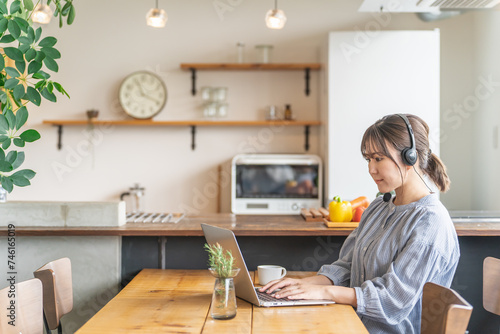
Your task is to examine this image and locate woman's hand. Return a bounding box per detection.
[259,278,329,300]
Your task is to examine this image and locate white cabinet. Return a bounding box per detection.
[321,30,441,204]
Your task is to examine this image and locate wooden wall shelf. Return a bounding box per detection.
[179,63,321,96]
[43,119,321,151]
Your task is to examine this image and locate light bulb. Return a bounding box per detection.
[265,8,287,29]
[32,3,53,24]
[146,8,167,28]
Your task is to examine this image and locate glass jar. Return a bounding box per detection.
[255,45,274,63]
[217,103,229,118]
[209,268,240,320]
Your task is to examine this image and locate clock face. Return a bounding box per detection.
[119,71,167,119]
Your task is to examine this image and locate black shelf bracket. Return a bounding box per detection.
[190,125,196,150]
[190,68,197,96]
[304,68,311,96]
[304,125,310,151]
[57,125,63,150]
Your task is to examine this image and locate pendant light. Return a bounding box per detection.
[146,0,167,28]
[32,2,53,24]
[265,0,287,29]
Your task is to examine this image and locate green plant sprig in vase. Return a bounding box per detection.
[204,242,239,278]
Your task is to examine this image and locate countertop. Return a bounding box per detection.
[1,213,500,236]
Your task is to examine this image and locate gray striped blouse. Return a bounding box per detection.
[318,194,460,334]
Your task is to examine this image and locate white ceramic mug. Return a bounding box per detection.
[257,265,287,285]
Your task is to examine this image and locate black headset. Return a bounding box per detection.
[396,114,418,166]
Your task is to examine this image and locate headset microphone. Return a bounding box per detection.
[383,193,392,202]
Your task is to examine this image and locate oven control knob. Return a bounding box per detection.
[291,203,299,211]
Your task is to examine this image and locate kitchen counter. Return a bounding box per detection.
[1,213,500,236]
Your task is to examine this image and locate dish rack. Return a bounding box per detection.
[126,212,185,224]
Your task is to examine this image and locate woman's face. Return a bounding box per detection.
[365,142,405,193]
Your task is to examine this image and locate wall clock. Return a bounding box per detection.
[119,71,167,119]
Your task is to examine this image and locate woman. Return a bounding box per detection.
[260,114,460,333]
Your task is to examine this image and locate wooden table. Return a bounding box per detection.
[76,269,368,334]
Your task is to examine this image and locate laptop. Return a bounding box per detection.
[201,223,335,307]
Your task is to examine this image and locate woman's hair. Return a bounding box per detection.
[360,114,450,193]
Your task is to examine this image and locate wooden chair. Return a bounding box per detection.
[34,257,73,334]
[421,282,473,334]
[0,278,44,334]
[484,256,500,316]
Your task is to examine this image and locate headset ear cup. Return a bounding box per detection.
[402,148,417,166]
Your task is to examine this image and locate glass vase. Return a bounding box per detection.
[209,268,240,320]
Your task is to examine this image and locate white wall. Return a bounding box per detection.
[9,0,484,211]
[470,11,500,210]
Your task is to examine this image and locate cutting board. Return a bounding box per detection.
[301,208,359,228]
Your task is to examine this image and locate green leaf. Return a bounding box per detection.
[28,60,42,75]
[15,60,25,74]
[0,160,12,172]
[62,2,71,15]
[0,147,4,159]
[1,176,13,192]
[12,17,28,33]
[41,87,56,102]
[0,2,7,14]
[41,47,61,59]
[35,26,42,42]
[0,114,8,132]
[5,110,15,129]
[4,78,19,89]
[6,150,16,164]
[0,34,15,43]
[9,0,21,14]
[27,27,35,43]
[34,80,45,90]
[0,17,7,33]
[13,84,25,101]
[26,87,41,106]
[12,168,35,179]
[0,91,7,105]
[47,82,53,93]
[68,5,75,25]
[34,50,46,62]
[2,138,11,149]
[23,0,34,11]
[5,67,20,78]
[43,56,58,72]
[34,70,50,79]
[11,151,24,169]
[3,47,24,62]
[18,44,30,54]
[13,138,24,147]
[20,129,40,142]
[11,174,30,187]
[18,36,31,45]
[39,36,57,48]
[25,48,36,62]
[7,20,20,39]
[0,56,4,71]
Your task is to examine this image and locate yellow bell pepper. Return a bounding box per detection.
[329,196,353,222]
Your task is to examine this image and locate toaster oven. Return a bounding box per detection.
[231,154,323,214]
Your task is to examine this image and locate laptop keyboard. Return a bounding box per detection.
[256,289,290,302]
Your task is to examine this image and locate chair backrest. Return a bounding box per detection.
[483,256,500,316]
[33,257,73,330]
[421,282,473,334]
[0,278,44,334]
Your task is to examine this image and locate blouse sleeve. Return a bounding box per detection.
[354,237,453,325]
[317,226,358,287]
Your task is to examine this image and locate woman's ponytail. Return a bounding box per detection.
[424,152,450,193]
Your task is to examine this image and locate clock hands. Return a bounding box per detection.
[134,78,160,104]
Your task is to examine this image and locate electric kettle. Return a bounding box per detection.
[120,183,145,213]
